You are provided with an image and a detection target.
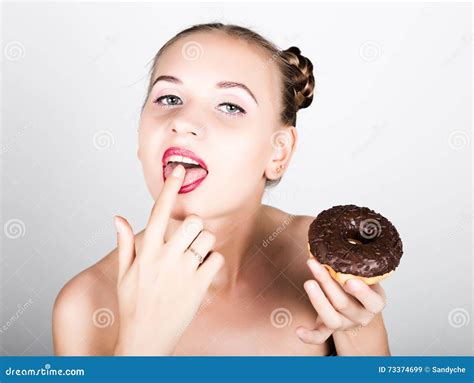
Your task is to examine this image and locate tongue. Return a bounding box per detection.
[164,162,208,186]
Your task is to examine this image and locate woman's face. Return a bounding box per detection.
[138,32,294,220]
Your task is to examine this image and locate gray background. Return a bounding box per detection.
[1,2,472,356]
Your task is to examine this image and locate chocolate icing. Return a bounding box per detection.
[308,205,403,277]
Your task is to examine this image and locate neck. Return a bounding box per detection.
[165,198,267,294]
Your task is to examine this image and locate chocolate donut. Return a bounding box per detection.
[307,204,403,285]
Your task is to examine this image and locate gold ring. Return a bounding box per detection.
[188,247,204,264]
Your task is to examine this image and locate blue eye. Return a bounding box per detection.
[153,95,246,117]
[154,95,183,107]
[217,103,246,116]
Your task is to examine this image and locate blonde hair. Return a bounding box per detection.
[142,23,316,187]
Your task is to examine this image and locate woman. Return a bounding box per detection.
[52,23,390,356]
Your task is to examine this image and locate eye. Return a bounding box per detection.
[217,102,246,116]
[153,94,183,107]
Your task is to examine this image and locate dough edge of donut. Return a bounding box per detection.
[323,264,393,286]
[306,242,393,285]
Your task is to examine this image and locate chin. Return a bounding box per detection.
[171,202,206,222]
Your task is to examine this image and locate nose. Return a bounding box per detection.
[170,123,200,136]
[168,105,206,137]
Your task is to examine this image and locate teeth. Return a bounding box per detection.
[166,155,200,166]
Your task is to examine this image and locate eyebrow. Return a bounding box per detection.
[151,75,259,105]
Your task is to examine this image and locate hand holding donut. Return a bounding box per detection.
[113,164,225,355]
[297,204,402,345]
[296,257,387,345]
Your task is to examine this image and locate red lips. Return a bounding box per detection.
[162,147,208,171]
[162,147,209,194]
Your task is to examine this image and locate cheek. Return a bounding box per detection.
[138,110,163,133]
[141,157,163,201]
[210,129,270,183]
[137,130,165,199]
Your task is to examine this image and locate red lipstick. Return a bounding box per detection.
[162,147,208,170]
[162,147,208,194]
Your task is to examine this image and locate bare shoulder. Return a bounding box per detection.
[257,207,335,355]
[287,212,316,238]
[274,208,316,287]
[52,245,120,355]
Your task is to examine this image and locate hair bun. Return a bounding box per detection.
[280,46,315,110]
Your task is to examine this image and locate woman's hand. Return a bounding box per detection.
[112,164,225,355]
[296,257,387,345]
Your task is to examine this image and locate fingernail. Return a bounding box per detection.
[296,328,306,339]
[172,164,184,177]
[305,280,317,291]
[114,216,122,234]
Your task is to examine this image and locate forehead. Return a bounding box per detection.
[152,31,281,104]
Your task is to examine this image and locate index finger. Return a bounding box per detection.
[143,164,185,249]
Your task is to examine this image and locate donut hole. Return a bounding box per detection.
[347,238,363,245]
[345,229,375,245]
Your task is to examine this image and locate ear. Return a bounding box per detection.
[265,126,297,180]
